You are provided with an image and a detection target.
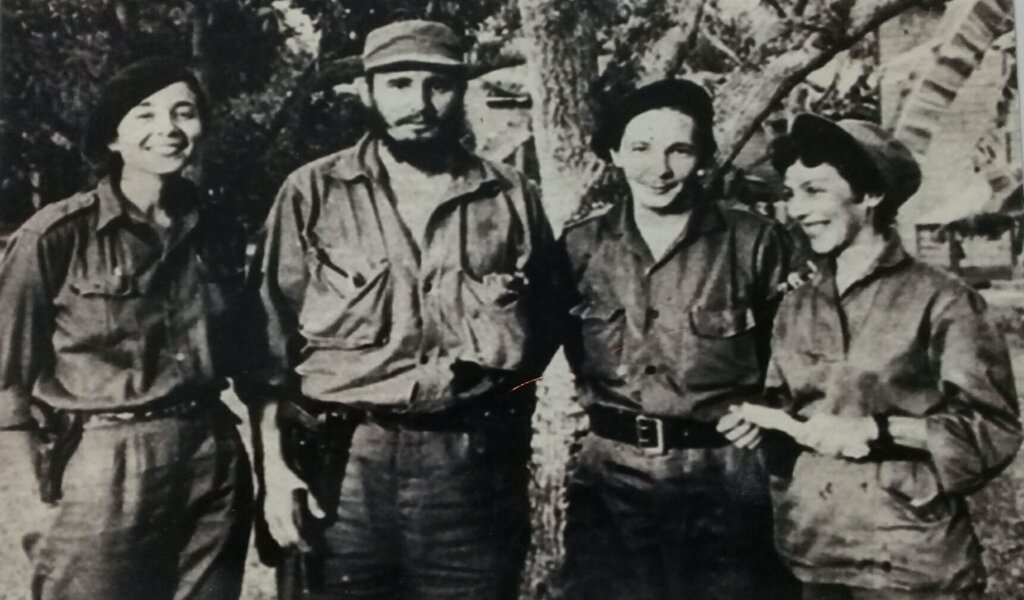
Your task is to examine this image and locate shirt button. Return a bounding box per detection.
[615,364,629,377]
[648,308,659,320]
[174,352,187,362]
[423,282,433,293]
[644,365,657,375]
[420,354,430,365]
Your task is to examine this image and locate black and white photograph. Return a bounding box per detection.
[1,0,1023,599]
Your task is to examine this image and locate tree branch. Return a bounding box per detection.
[714,0,931,176]
[637,0,709,82]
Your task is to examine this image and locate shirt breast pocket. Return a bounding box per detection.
[685,306,761,391]
[299,246,392,349]
[59,272,141,349]
[458,270,532,370]
[569,301,625,378]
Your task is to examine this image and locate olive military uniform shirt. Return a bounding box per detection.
[561,188,791,420]
[250,135,563,411]
[0,177,245,428]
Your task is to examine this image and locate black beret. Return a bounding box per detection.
[82,56,206,164]
[591,78,715,162]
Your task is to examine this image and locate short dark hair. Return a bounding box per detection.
[770,134,898,228]
[83,56,208,171]
[591,78,717,166]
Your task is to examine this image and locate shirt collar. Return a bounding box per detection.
[95,177,129,233]
[331,134,508,201]
[812,231,912,294]
[95,175,201,237]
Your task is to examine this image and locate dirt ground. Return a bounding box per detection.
[1,314,1023,600]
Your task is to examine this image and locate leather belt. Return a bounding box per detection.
[587,404,729,453]
[286,395,532,433]
[81,393,216,427]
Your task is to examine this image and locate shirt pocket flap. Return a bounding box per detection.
[300,246,392,347]
[68,273,139,298]
[308,246,389,297]
[689,306,755,338]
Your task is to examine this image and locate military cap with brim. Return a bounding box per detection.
[590,78,715,162]
[83,56,205,164]
[362,20,465,73]
[776,113,922,208]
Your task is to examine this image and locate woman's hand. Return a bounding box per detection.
[798,413,878,459]
[723,403,879,459]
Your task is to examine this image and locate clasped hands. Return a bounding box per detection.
[716,403,879,459]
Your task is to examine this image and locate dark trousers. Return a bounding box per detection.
[563,433,800,600]
[802,583,983,600]
[32,404,253,600]
[293,415,532,600]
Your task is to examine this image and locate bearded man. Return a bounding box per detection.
[247,19,563,600]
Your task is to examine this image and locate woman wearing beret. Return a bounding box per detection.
[0,57,252,600]
[559,78,799,600]
[723,114,1022,599]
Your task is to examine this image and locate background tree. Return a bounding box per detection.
[3,2,1020,598]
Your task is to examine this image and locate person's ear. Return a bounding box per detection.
[608,148,621,167]
[863,192,884,208]
[357,76,373,108]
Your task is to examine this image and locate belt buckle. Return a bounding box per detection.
[635,415,665,455]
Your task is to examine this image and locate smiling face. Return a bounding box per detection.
[108,81,202,177]
[367,69,463,144]
[783,159,874,255]
[610,108,700,210]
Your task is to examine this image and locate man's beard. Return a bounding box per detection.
[367,105,468,173]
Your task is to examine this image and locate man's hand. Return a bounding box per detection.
[261,459,325,552]
[798,414,878,459]
[253,400,325,553]
[717,407,764,449]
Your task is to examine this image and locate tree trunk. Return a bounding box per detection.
[515,2,602,598]
[517,0,602,231]
[188,0,213,91]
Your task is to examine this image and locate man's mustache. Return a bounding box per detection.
[395,113,439,126]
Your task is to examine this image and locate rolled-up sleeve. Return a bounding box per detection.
[926,289,1022,495]
[246,175,311,396]
[0,229,56,428]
